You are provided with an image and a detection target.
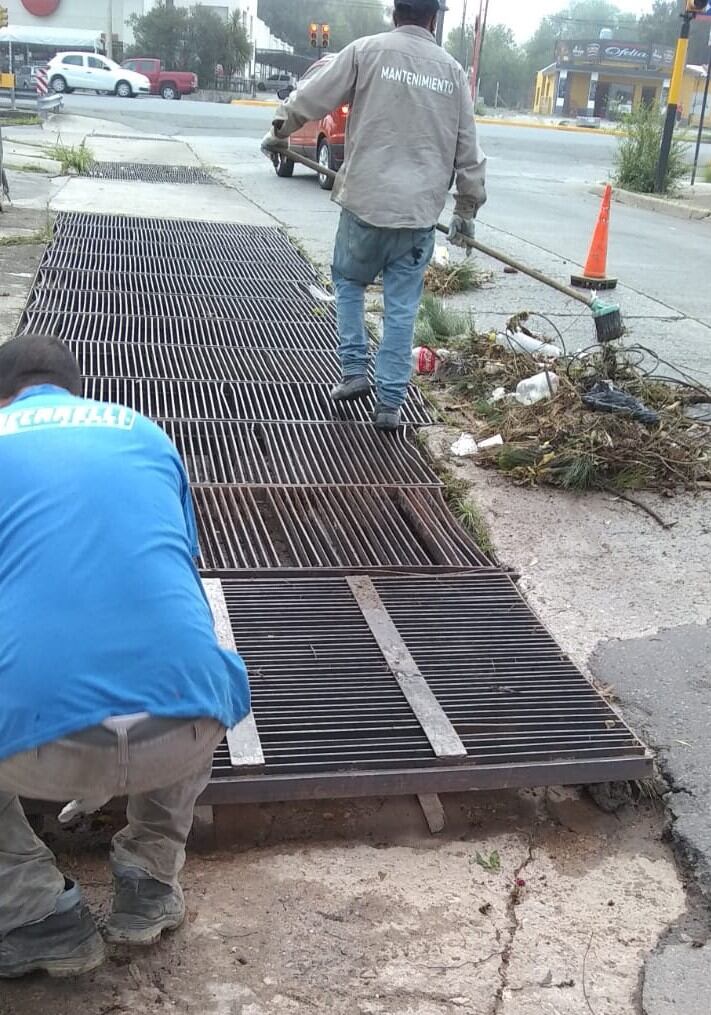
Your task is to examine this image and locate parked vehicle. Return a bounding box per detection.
[121,58,197,100]
[47,53,150,98]
[258,72,295,93]
[271,58,347,191]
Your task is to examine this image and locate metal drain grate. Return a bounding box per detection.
[30,288,333,323]
[68,340,344,384]
[81,377,431,425]
[206,574,650,791]
[40,248,317,282]
[52,213,298,247]
[36,269,322,301]
[21,311,339,350]
[194,487,487,571]
[162,420,439,488]
[81,162,217,185]
[44,239,313,275]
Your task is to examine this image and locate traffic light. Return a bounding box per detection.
[321,24,330,49]
[0,6,8,28]
[310,23,319,48]
[686,1,709,12]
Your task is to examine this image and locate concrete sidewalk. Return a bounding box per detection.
[593,181,711,222]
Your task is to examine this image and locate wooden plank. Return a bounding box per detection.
[202,577,265,768]
[418,793,447,834]
[347,575,467,759]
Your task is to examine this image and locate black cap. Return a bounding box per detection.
[394,0,441,13]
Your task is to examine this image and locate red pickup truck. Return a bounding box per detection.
[121,58,197,100]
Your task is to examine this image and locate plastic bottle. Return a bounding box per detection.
[496,330,562,360]
[411,347,439,374]
[515,371,560,406]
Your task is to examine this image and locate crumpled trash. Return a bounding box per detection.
[582,381,659,425]
[683,403,711,424]
[58,796,110,826]
[451,433,479,457]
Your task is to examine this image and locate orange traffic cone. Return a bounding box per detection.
[571,184,617,290]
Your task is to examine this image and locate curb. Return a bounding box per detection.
[230,98,279,108]
[591,183,711,222]
[476,116,624,137]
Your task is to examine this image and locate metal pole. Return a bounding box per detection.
[9,40,15,109]
[106,0,114,60]
[459,0,468,67]
[435,4,448,47]
[655,11,692,193]
[691,45,711,186]
[470,0,489,101]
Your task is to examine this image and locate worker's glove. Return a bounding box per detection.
[447,214,476,257]
[261,128,289,155]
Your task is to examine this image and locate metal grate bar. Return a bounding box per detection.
[36,269,322,301]
[81,377,431,425]
[20,311,340,350]
[81,163,216,184]
[162,420,440,488]
[194,487,488,571]
[67,339,344,384]
[29,288,334,323]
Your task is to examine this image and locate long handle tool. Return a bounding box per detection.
[277,149,624,343]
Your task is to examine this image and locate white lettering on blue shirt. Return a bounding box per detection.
[0,404,136,437]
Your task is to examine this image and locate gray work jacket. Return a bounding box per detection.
[274,26,487,230]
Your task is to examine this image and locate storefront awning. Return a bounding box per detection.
[0,26,102,49]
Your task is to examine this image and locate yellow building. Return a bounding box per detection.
[533,37,709,123]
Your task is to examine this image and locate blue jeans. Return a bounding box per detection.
[332,210,435,409]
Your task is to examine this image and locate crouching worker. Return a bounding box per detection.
[0,335,250,977]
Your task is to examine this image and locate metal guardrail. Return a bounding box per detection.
[38,93,63,114]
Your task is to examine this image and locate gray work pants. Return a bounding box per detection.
[0,717,225,937]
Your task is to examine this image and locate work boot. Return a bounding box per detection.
[330,375,371,403]
[0,879,105,979]
[373,403,401,431]
[104,865,185,946]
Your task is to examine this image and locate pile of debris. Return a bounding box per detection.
[414,300,711,496]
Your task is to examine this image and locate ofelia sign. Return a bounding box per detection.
[556,40,674,68]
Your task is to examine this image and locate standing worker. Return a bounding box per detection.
[262,0,487,430]
[0,335,250,978]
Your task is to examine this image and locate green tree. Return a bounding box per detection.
[258,0,388,53]
[126,1,191,67]
[187,5,228,87]
[224,10,252,80]
[445,22,474,72]
[638,1,683,46]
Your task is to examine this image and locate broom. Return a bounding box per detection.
[275,150,624,344]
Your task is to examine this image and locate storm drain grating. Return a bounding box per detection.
[81,162,217,185]
[81,377,431,425]
[161,420,439,488]
[30,287,334,324]
[20,212,649,799]
[194,487,487,571]
[67,339,345,384]
[43,239,314,276]
[21,311,340,350]
[40,248,318,282]
[206,574,650,792]
[36,269,321,301]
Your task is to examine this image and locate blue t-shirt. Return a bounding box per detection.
[0,385,250,762]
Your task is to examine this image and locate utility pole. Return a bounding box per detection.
[470,0,490,101]
[459,0,468,67]
[106,0,114,60]
[655,2,706,192]
[691,30,711,185]
[435,4,448,47]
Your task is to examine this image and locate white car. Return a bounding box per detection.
[47,53,150,98]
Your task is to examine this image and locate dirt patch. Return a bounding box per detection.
[1,791,685,1015]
